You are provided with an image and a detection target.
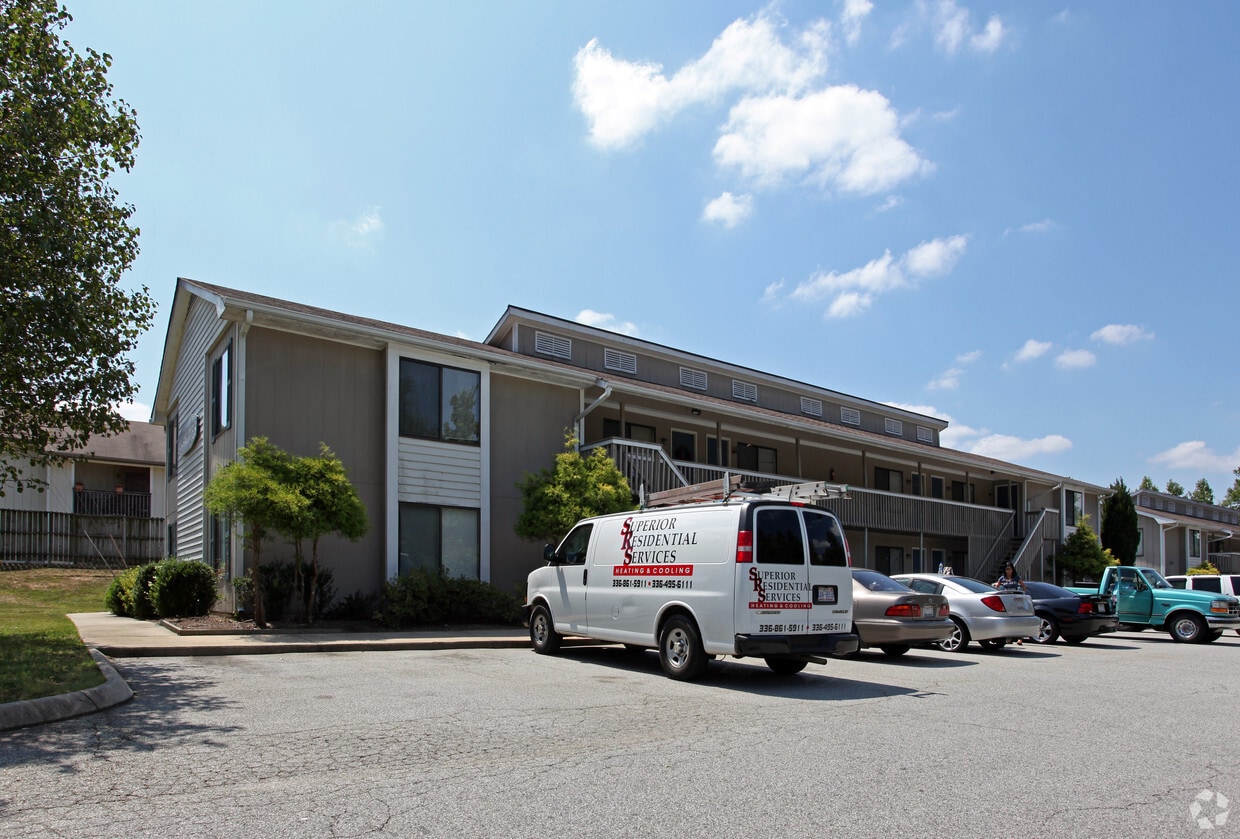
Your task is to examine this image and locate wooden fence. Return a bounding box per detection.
[0,509,165,570]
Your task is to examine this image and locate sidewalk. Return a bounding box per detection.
[1,613,532,733]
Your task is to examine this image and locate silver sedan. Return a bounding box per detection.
[849,569,954,656]
[890,573,1041,652]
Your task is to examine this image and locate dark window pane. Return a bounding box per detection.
[756,508,804,565]
[441,368,480,443]
[399,504,441,576]
[806,511,847,566]
[399,360,440,439]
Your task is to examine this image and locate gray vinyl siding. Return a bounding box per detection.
[166,295,224,561]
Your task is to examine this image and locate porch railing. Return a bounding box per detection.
[72,489,151,518]
[583,438,1015,572]
[1008,508,1060,582]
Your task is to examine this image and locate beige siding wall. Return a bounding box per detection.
[488,374,582,594]
[245,327,386,596]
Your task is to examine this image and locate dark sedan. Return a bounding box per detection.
[1026,581,1118,644]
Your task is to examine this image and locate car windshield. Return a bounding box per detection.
[852,569,911,592]
[946,576,996,594]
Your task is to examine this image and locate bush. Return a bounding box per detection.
[1188,561,1220,576]
[129,563,160,619]
[325,589,378,622]
[256,560,335,622]
[375,569,524,629]
[105,567,138,616]
[233,572,254,618]
[150,559,218,617]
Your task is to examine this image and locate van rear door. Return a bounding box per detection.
[736,505,851,638]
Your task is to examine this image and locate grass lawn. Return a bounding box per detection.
[0,569,114,704]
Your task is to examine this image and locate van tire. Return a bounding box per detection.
[529,604,561,655]
[659,616,707,681]
[764,656,808,675]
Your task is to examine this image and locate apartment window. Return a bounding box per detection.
[166,414,179,477]
[209,513,231,574]
[736,443,776,474]
[1066,490,1084,526]
[707,436,730,467]
[884,418,903,436]
[732,380,757,402]
[931,476,944,499]
[399,359,480,444]
[875,467,903,493]
[399,503,480,578]
[603,419,656,443]
[534,331,571,359]
[840,407,861,426]
[603,348,637,374]
[211,342,233,436]
[1189,529,1201,559]
[680,367,707,391]
[801,397,822,417]
[917,426,934,443]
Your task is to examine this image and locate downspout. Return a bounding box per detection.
[573,379,612,450]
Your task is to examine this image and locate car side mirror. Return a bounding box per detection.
[544,544,560,564]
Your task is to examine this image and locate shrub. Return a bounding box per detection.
[129,563,160,620]
[150,558,218,617]
[257,560,335,622]
[375,569,523,629]
[105,566,139,616]
[233,572,254,618]
[1188,561,1220,576]
[324,589,378,622]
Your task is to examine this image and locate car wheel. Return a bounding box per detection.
[1034,615,1059,644]
[1062,635,1088,645]
[937,618,970,652]
[659,615,707,681]
[529,604,561,655]
[979,639,1007,650]
[1169,613,1206,643]
[1204,631,1223,644]
[879,644,910,657]
[764,656,808,675]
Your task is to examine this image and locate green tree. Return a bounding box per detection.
[1101,478,1139,565]
[1189,478,1214,505]
[1165,479,1185,497]
[1057,516,1111,583]
[286,445,369,621]
[515,430,636,545]
[0,0,155,496]
[1138,476,1158,492]
[204,438,304,627]
[1223,467,1240,510]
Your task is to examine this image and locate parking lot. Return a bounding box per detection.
[1,631,1237,838]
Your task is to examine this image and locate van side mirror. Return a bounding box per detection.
[544,544,559,564]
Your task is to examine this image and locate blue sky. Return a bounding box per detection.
[67,1,1239,495]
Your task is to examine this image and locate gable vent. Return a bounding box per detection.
[917,426,934,443]
[840,407,861,426]
[680,367,707,391]
[534,331,571,359]
[732,380,757,402]
[801,397,823,417]
[603,348,637,374]
[884,418,903,436]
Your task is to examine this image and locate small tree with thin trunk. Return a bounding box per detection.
[204,438,304,627]
[1057,516,1112,584]
[515,430,635,546]
[1101,478,1139,565]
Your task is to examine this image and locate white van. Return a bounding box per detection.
[525,481,858,680]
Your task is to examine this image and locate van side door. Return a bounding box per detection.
[548,523,592,633]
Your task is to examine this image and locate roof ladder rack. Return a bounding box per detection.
[644,474,851,508]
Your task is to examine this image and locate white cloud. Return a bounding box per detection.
[788,235,968,319]
[926,0,1008,55]
[928,367,963,390]
[956,349,982,364]
[573,13,829,150]
[1005,218,1057,236]
[714,85,933,194]
[575,309,640,336]
[702,191,754,227]
[1013,339,1051,362]
[761,279,786,303]
[1055,348,1097,369]
[1092,324,1154,345]
[873,195,904,213]
[967,433,1072,460]
[333,206,384,249]
[1150,441,1240,473]
[841,0,873,44]
[885,402,948,421]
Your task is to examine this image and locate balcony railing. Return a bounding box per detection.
[72,489,152,518]
[584,438,1015,570]
[0,509,165,569]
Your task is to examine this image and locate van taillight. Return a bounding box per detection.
[736,530,753,563]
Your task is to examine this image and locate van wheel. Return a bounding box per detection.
[529,604,561,655]
[1169,613,1206,643]
[659,616,707,681]
[764,656,808,675]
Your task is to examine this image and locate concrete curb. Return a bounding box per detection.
[93,636,540,657]
[0,649,133,732]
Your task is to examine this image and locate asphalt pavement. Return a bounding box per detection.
[0,612,531,732]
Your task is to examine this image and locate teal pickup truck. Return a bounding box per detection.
[1069,566,1240,643]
